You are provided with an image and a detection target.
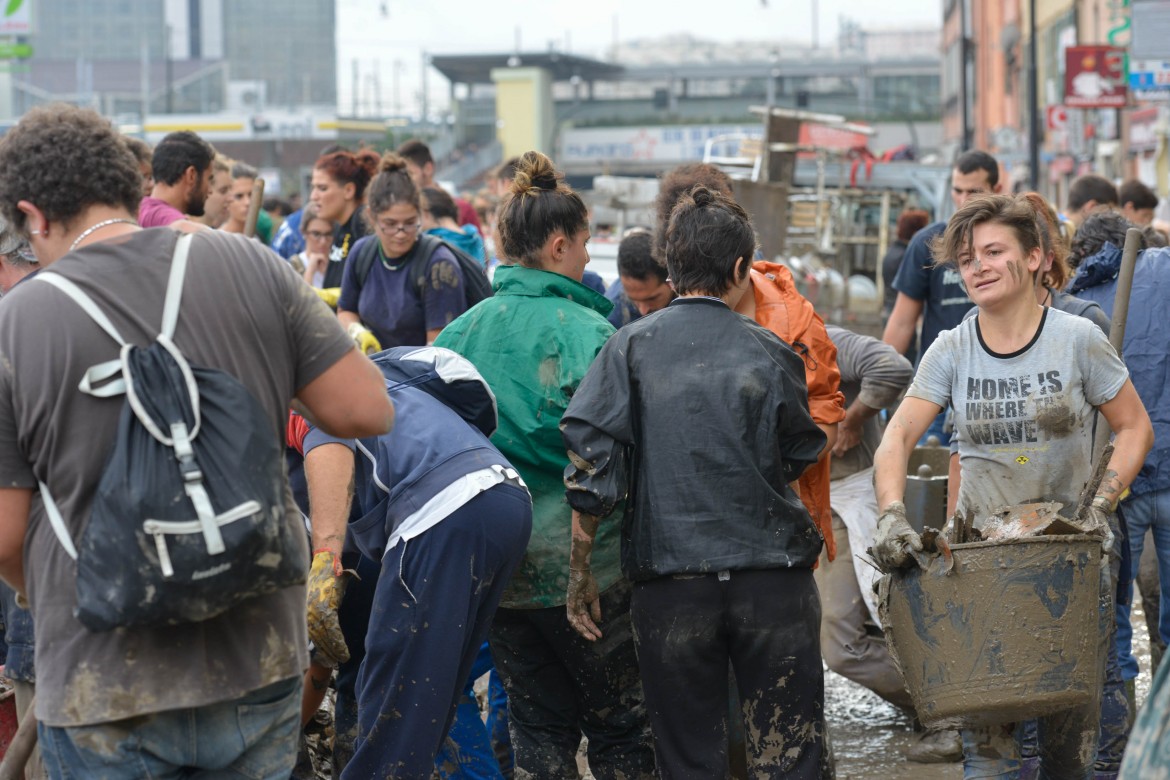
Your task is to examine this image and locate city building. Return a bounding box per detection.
[432,22,943,182]
[16,0,335,115]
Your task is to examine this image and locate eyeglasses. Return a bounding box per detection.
[377,219,421,235]
[305,230,333,241]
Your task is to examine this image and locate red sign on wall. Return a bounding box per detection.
[1065,45,1128,108]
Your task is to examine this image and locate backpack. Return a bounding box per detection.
[351,233,493,306]
[36,233,304,632]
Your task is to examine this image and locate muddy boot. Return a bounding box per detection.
[905,727,962,763]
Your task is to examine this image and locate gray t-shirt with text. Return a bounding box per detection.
[0,228,354,726]
[907,308,1127,522]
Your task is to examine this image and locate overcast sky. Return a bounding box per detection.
[335,0,942,117]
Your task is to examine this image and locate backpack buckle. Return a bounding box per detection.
[170,423,204,483]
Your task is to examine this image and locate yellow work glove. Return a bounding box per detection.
[315,287,341,309]
[346,322,382,356]
[306,550,355,668]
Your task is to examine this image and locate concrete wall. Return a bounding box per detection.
[491,66,554,158]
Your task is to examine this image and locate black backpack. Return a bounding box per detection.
[351,233,493,306]
[36,234,305,632]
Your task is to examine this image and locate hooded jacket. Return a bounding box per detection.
[749,262,846,558]
[1070,242,1170,498]
[434,264,622,609]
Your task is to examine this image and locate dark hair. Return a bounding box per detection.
[654,163,734,265]
[1069,211,1141,269]
[1019,192,1070,290]
[421,186,458,222]
[1068,174,1119,212]
[263,197,293,216]
[315,149,381,200]
[366,153,421,215]
[496,151,587,268]
[1144,224,1169,248]
[665,186,756,296]
[0,103,142,234]
[617,230,664,282]
[123,136,153,166]
[495,157,521,184]
[1120,179,1158,211]
[299,203,333,235]
[954,150,1000,188]
[896,209,930,243]
[933,194,1044,272]
[150,130,215,186]
[396,139,435,169]
[231,161,257,181]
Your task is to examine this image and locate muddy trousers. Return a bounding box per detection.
[39,677,300,780]
[488,579,656,780]
[342,483,532,780]
[631,568,825,780]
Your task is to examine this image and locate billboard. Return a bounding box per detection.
[559,123,873,166]
[1064,46,1127,108]
[0,0,31,36]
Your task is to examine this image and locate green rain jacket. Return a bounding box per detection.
[435,264,623,609]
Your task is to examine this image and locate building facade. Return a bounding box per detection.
[20,0,335,114]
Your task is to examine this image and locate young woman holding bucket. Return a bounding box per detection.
[872,193,1153,778]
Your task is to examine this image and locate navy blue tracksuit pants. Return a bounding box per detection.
[341,482,532,780]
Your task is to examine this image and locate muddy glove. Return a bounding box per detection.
[870,501,923,572]
[566,567,603,642]
[1084,496,1117,557]
[346,322,382,356]
[306,550,355,668]
[315,286,341,308]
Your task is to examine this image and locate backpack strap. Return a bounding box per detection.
[38,481,78,561]
[411,234,442,295]
[35,273,129,398]
[160,233,193,341]
[352,236,381,290]
[35,273,127,347]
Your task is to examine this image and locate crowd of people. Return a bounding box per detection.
[0,101,1168,780]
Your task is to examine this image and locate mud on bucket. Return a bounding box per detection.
[877,535,1103,728]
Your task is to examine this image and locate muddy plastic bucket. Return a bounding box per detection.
[878,535,1103,728]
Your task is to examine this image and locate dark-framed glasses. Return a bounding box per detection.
[377,219,421,235]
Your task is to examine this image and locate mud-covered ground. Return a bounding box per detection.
[826,599,1155,779]
[306,601,1157,778]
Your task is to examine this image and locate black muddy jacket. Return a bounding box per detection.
[561,297,826,581]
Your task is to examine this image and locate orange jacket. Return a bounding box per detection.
[750,262,846,559]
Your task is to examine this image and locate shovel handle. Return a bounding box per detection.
[0,694,37,780]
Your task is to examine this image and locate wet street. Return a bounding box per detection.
[826,599,1156,778]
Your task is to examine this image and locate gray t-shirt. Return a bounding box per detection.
[907,308,1128,522]
[0,228,354,726]
[826,325,914,480]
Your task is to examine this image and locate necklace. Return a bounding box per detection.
[377,236,418,271]
[69,218,139,252]
[1041,287,1052,307]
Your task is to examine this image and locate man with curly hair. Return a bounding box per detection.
[0,103,394,777]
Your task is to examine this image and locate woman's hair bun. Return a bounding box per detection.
[379,152,408,175]
[511,150,559,196]
[689,186,716,208]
